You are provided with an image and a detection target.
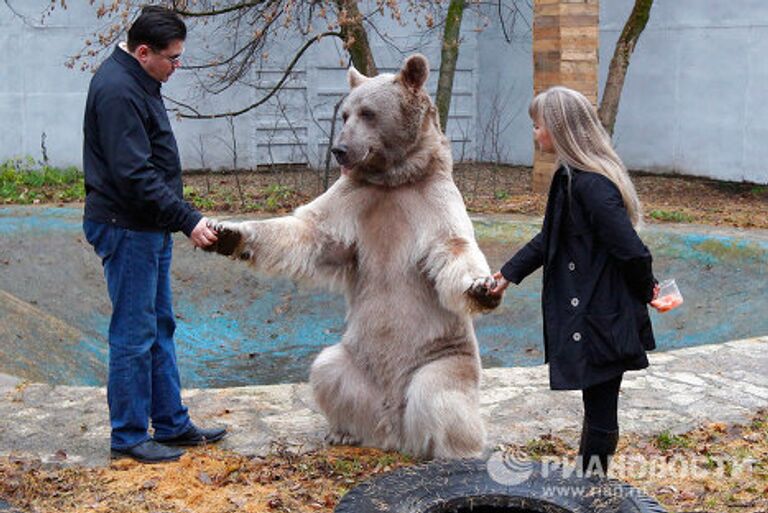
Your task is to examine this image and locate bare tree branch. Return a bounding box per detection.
[3,0,37,27]
[275,95,311,164]
[173,1,272,18]
[497,0,531,42]
[60,0,482,130]
[166,31,341,119]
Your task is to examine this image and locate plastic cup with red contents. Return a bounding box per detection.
[651,279,684,313]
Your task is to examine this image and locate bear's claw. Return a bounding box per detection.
[204,223,243,257]
[325,430,362,447]
[467,276,501,310]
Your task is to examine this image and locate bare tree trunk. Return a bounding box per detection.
[599,0,654,136]
[335,0,378,76]
[324,96,345,191]
[225,116,245,208]
[436,0,465,132]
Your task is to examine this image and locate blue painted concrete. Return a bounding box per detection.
[1,206,766,388]
[0,206,83,234]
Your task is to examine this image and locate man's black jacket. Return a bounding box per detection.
[83,45,200,236]
[500,166,656,390]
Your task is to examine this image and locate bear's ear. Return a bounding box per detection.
[348,66,367,89]
[399,54,429,91]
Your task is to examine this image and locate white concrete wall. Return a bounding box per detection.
[0,1,479,171]
[600,0,768,183]
[475,2,534,166]
[475,0,768,184]
[0,3,98,169]
[1,1,767,184]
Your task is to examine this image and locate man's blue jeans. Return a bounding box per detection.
[84,220,191,450]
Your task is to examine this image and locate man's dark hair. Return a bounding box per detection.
[127,6,186,52]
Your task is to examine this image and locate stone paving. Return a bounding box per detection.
[0,336,765,468]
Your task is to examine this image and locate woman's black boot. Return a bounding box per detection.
[578,425,619,477]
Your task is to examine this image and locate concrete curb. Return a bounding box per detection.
[1,336,766,468]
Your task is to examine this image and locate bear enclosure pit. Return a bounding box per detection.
[1,206,766,387]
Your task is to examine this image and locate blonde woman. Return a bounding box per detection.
[491,86,662,476]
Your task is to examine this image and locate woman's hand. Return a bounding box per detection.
[490,272,510,296]
[649,282,662,311]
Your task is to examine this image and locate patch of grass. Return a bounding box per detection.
[371,452,404,469]
[264,184,295,210]
[184,185,216,210]
[703,455,719,470]
[252,200,272,210]
[704,496,719,510]
[654,430,691,451]
[494,190,509,200]
[0,157,84,204]
[648,209,694,223]
[56,182,86,202]
[331,458,363,478]
[711,180,749,193]
[523,434,571,459]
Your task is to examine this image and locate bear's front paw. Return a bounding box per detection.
[467,276,501,311]
[204,221,244,257]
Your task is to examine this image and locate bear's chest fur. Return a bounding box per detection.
[354,185,430,273]
[360,197,410,260]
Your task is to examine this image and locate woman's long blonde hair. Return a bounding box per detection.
[530,86,643,227]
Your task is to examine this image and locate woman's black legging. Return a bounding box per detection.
[579,374,623,475]
[582,374,623,431]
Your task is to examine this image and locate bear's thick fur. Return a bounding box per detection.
[206,54,500,459]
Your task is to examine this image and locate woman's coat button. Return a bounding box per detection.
[572,332,582,342]
[568,262,576,271]
[571,297,580,307]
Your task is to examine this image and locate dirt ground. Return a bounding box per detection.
[181,163,768,228]
[1,165,766,512]
[1,410,765,513]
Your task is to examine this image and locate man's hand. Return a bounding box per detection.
[190,217,218,248]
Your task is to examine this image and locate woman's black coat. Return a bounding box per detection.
[500,166,656,390]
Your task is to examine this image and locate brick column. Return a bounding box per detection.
[532,0,599,193]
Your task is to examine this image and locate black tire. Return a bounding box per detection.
[335,459,667,513]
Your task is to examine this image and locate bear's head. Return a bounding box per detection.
[331,54,447,186]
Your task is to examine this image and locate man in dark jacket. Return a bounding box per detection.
[82,6,224,463]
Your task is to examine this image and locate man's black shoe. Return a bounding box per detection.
[110,439,184,463]
[154,424,227,447]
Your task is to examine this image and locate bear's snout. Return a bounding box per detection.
[331,144,349,166]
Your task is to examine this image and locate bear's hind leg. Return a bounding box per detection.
[310,344,385,447]
[402,355,486,459]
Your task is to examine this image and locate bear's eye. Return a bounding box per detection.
[341,112,349,123]
[359,108,375,121]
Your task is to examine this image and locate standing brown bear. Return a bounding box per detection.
[206,54,500,459]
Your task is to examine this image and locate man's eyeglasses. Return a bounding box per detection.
[151,48,183,66]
